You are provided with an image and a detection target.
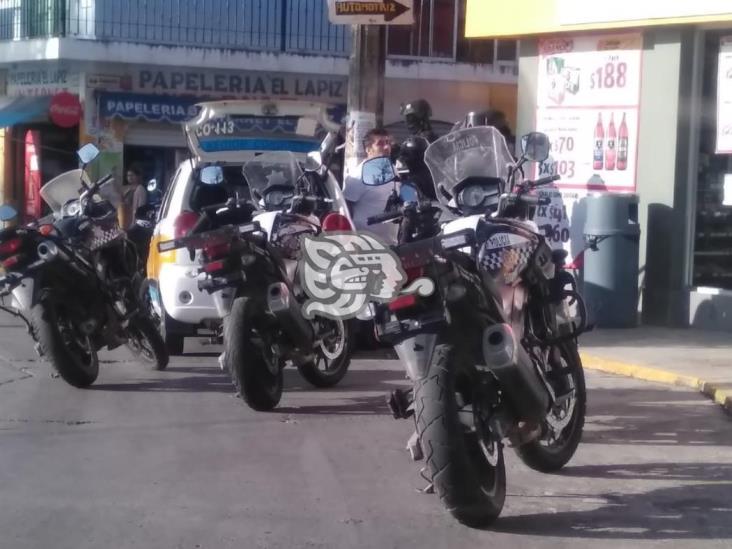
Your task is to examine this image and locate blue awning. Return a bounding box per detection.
[0,96,51,128]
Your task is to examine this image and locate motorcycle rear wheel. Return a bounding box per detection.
[225,297,283,411]
[415,343,506,528]
[31,297,99,388]
[126,315,170,371]
[297,318,353,388]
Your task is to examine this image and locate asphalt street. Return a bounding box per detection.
[0,314,730,549]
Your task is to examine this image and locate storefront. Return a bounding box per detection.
[0,64,82,219]
[466,1,732,330]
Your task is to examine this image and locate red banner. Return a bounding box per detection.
[24,130,42,220]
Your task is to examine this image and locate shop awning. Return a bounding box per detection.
[0,96,51,128]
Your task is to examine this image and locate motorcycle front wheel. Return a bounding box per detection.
[514,340,586,472]
[415,343,506,528]
[297,318,353,388]
[31,296,99,388]
[225,297,283,411]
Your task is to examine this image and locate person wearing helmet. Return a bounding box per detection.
[452,109,516,154]
[401,99,437,143]
[396,135,436,201]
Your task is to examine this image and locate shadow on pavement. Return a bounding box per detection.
[285,368,408,393]
[274,395,392,416]
[583,386,732,447]
[494,482,732,539]
[561,461,732,482]
[89,373,232,393]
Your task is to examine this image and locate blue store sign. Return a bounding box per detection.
[98,91,200,123]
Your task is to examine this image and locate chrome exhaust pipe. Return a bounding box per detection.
[266,282,313,349]
[36,240,60,262]
[481,323,551,422]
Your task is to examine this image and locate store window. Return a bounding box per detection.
[693,31,732,290]
[387,0,456,59]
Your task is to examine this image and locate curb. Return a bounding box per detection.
[580,353,732,414]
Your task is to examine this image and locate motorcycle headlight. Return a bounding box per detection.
[62,200,81,217]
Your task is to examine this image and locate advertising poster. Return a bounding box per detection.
[536,33,643,192]
[716,36,732,154]
[534,33,643,262]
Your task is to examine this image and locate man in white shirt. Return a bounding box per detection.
[343,128,399,244]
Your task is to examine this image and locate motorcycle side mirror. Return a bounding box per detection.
[361,156,396,186]
[0,204,18,222]
[77,143,100,166]
[304,151,323,173]
[146,178,158,192]
[520,132,551,163]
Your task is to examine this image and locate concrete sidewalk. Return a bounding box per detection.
[579,326,732,413]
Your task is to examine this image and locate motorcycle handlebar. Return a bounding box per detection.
[530,174,561,188]
[367,210,402,225]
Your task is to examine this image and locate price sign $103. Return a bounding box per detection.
[538,134,575,179]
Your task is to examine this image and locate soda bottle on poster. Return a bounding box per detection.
[593,113,604,170]
[617,112,628,171]
[605,113,616,171]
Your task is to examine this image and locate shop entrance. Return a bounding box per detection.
[693,30,732,290]
[123,145,189,200]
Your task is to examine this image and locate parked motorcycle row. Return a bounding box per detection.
[0,102,589,528]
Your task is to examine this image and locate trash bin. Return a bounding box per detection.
[582,193,640,328]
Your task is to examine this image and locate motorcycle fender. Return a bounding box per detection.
[10,277,35,311]
[394,333,438,381]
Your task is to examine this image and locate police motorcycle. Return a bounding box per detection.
[363,127,589,527]
[157,133,356,411]
[0,144,169,388]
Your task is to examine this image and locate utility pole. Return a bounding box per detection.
[343,24,386,178]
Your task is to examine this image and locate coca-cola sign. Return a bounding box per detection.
[49,92,82,128]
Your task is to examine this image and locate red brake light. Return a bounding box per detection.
[173,211,200,239]
[38,224,55,236]
[203,259,227,273]
[1,254,23,269]
[322,213,353,232]
[0,238,22,257]
[389,294,417,311]
[203,242,231,259]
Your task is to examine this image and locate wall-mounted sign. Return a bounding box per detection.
[535,33,642,193]
[86,73,133,91]
[98,92,200,124]
[6,66,80,97]
[558,0,732,27]
[49,92,82,128]
[716,36,732,154]
[88,67,347,103]
[327,0,414,25]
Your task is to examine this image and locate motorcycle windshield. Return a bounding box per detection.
[39,170,121,213]
[423,127,515,208]
[242,151,304,210]
[39,169,91,213]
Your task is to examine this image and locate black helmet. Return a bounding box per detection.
[461,110,506,129]
[400,99,432,120]
[401,99,432,134]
